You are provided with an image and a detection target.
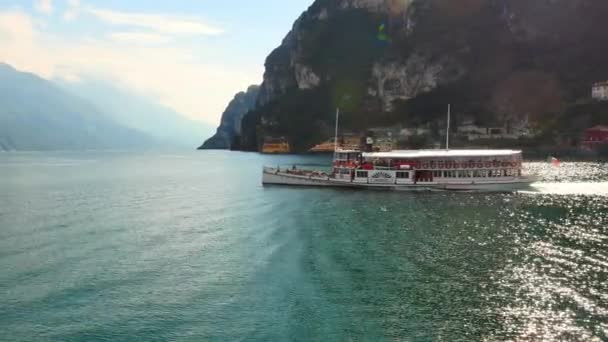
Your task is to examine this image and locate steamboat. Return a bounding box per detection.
[261,106,537,192]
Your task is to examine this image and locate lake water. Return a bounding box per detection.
[1,151,607,341]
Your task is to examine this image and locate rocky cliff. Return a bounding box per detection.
[240,0,608,152]
[199,85,259,149]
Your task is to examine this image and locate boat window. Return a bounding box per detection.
[396,171,409,179]
[356,171,368,178]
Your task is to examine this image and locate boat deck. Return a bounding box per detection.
[262,167,537,192]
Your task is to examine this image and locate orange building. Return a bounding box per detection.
[262,138,290,154]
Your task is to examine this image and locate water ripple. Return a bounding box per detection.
[1,152,608,340]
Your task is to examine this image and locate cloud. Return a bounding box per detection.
[63,0,80,21]
[0,10,260,124]
[110,32,171,45]
[86,7,223,35]
[35,0,53,15]
[63,10,77,21]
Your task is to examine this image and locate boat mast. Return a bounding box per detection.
[446,104,451,150]
[334,107,340,159]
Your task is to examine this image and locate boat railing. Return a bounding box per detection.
[265,165,330,178]
[372,166,394,171]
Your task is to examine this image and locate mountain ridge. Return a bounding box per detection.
[0,63,159,151]
[236,0,608,152]
[59,78,214,148]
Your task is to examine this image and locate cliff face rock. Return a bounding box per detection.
[340,0,414,13]
[241,0,608,152]
[295,64,321,89]
[369,54,464,111]
[199,85,259,149]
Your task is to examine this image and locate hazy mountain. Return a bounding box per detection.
[58,78,214,148]
[239,0,608,152]
[198,85,259,150]
[0,63,158,151]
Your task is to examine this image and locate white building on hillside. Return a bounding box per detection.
[399,127,431,138]
[592,81,608,101]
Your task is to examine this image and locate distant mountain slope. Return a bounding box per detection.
[0,63,157,151]
[59,78,214,148]
[198,85,259,150]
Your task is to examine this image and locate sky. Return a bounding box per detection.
[0,0,313,125]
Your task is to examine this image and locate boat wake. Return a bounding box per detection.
[522,182,608,196]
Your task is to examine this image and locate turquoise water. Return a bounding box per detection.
[1,151,607,341]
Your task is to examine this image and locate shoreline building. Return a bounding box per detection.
[309,134,362,153]
[592,81,608,101]
[262,137,290,154]
[581,126,608,150]
[456,117,535,141]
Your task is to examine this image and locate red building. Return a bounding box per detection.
[582,126,608,149]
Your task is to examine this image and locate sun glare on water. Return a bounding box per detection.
[520,162,608,196]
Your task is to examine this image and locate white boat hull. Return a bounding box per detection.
[262,168,537,192]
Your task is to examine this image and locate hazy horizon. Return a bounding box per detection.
[0,0,313,126]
